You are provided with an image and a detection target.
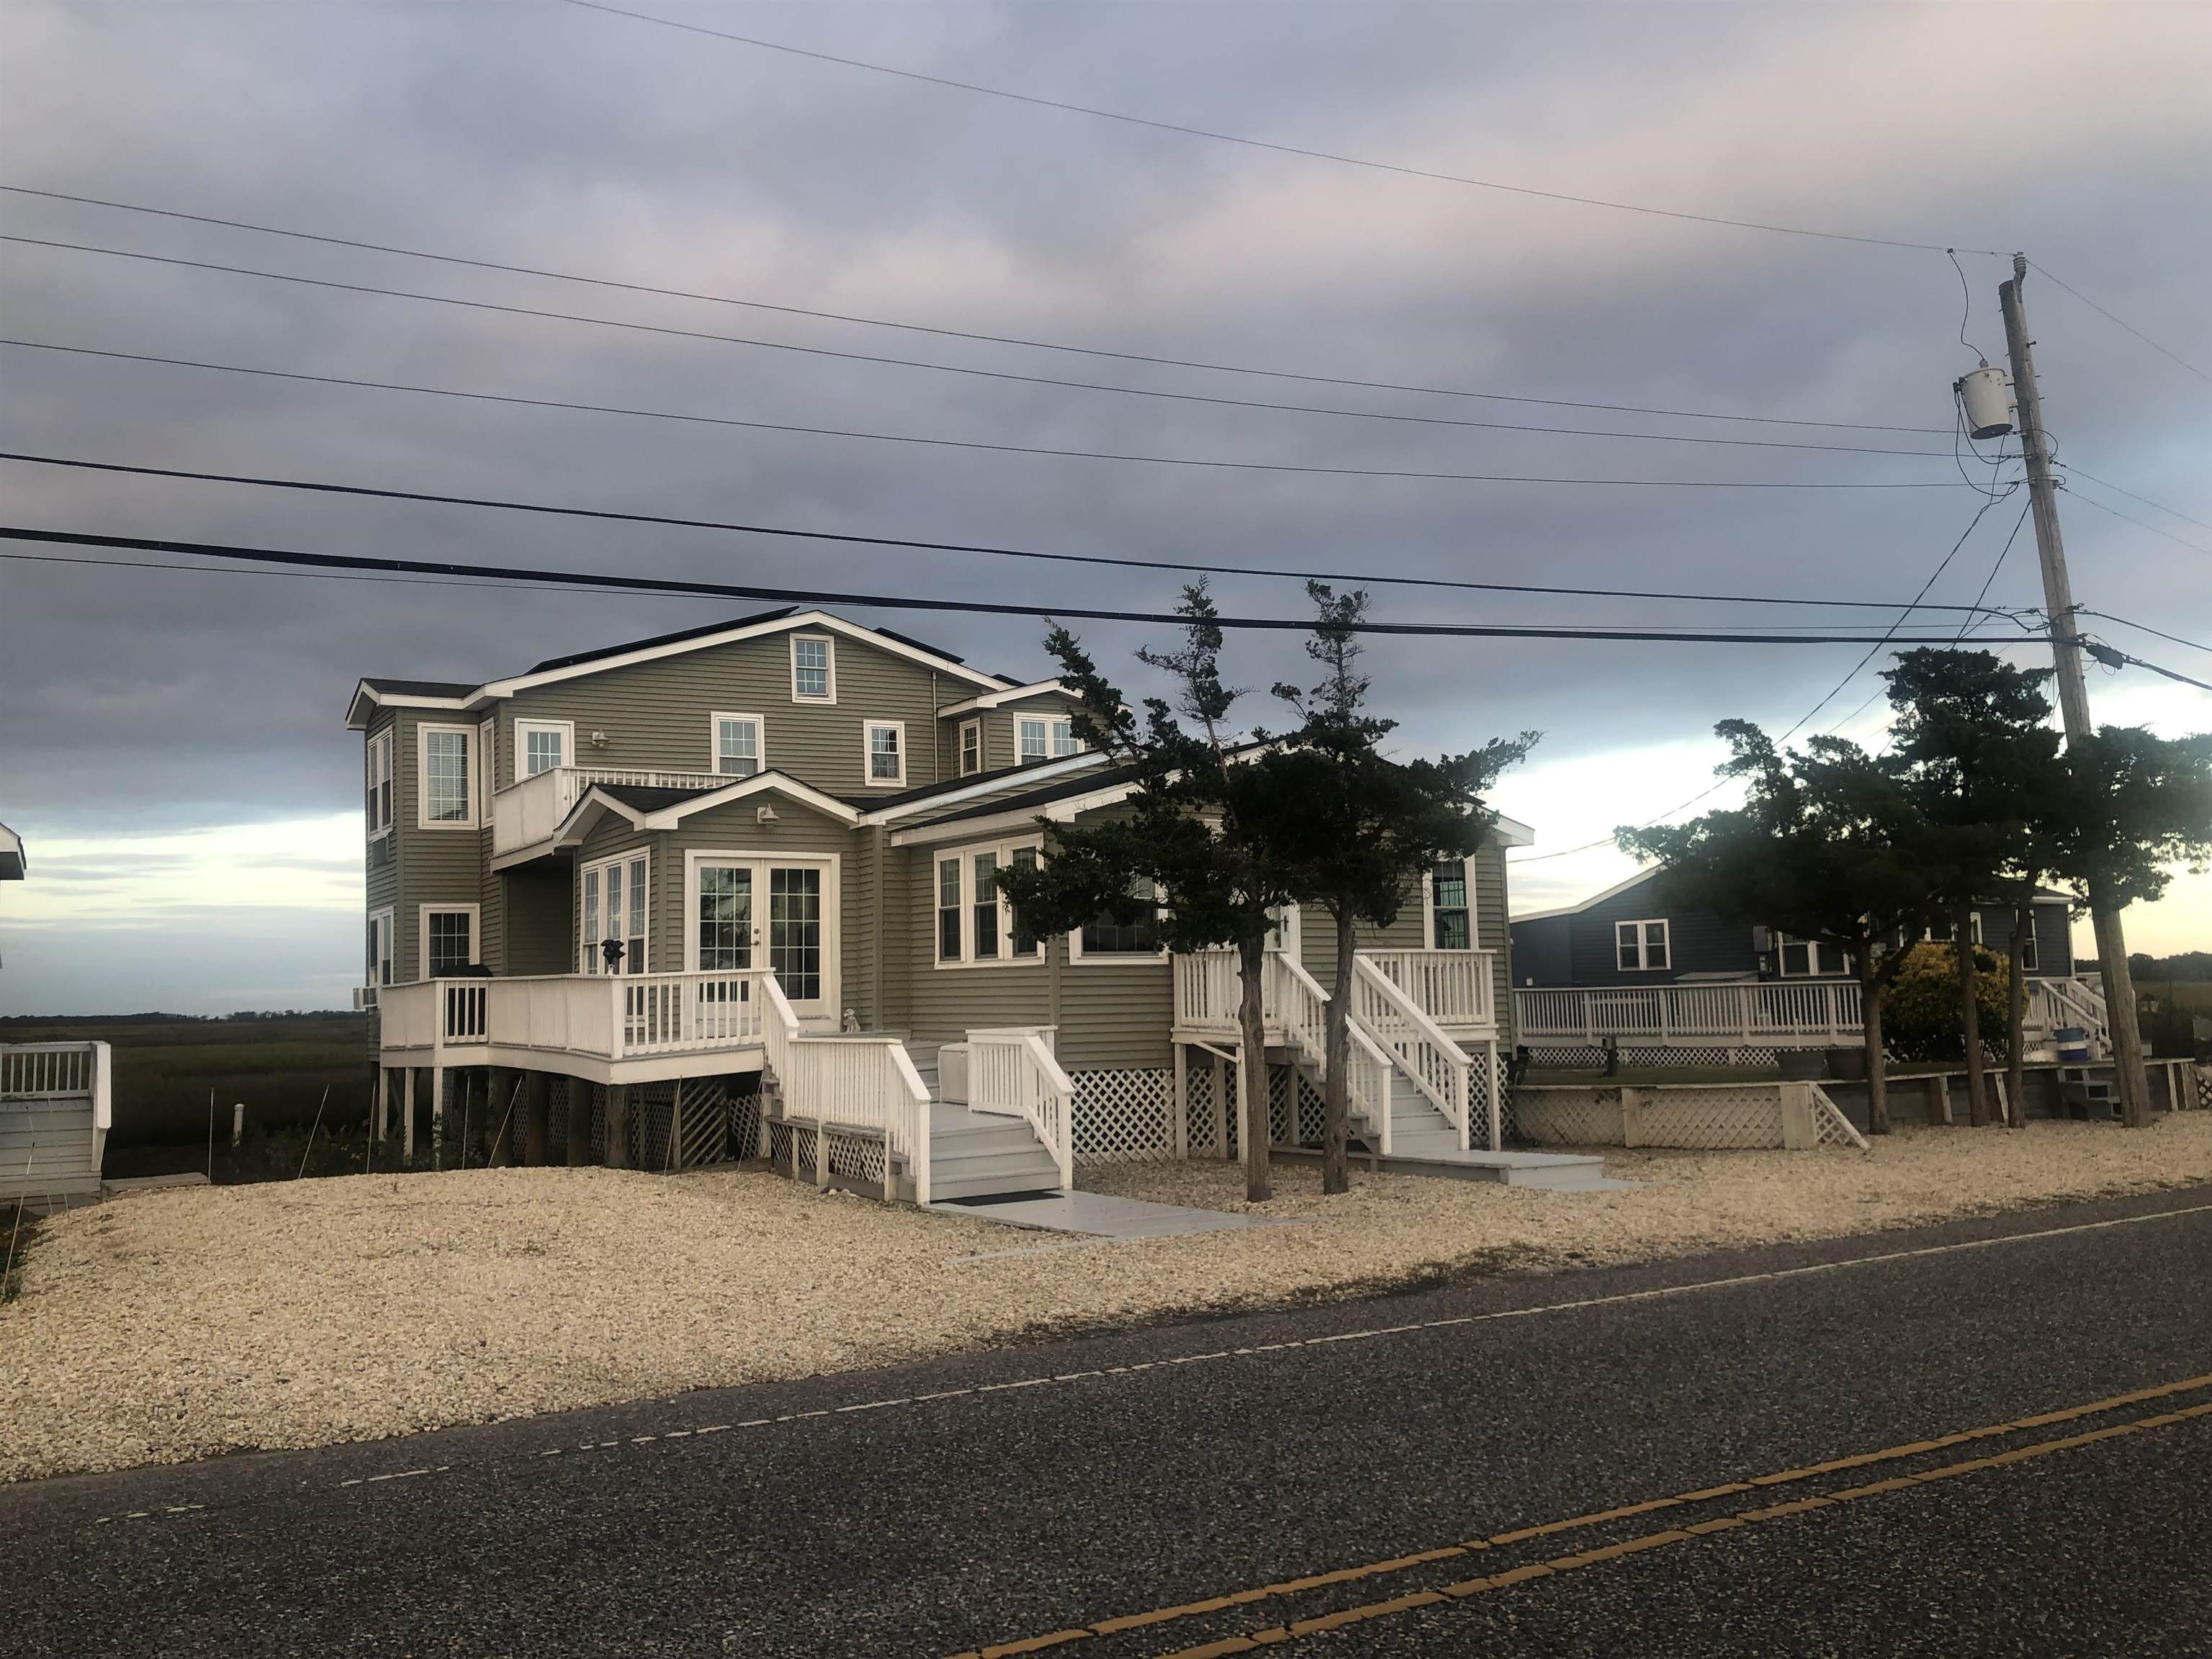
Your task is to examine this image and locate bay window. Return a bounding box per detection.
[365,732,392,838]
[582,851,649,974]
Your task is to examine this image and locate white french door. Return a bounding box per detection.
[688,853,838,1021]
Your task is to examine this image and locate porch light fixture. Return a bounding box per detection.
[756,804,779,824]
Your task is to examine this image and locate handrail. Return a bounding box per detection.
[969,1027,1076,1190]
[1514,981,1864,1046]
[1358,948,1495,1027]
[1349,955,1471,1148]
[1267,953,1394,1154]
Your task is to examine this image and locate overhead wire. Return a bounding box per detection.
[559,0,2002,257]
[0,186,1956,436]
[0,339,1972,492]
[2059,486,2212,554]
[2054,463,2212,535]
[0,523,2039,644]
[0,235,1959,460]
[2026,261,2212,386]
[0,451,2036,616]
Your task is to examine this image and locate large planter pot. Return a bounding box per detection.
[1824,1046,1869,1081]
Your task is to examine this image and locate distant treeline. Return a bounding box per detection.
[0,1010,359,1028]
[2127,953,2212,983]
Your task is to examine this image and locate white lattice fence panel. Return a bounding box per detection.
[1184,1064,1221,1156]
[2197,1066,2211,1112]
[1807,1084,1870,1150]
[1071,1068,1177,1164]
[629,1086,676,1170]
[1467,1044,1498,1150]
[1512,1089,1627,1146]
[827,1128,887,1187]
[546,1079,572,1157]
[1526,1045,1784,1071]
[675,1085,738,1169]
[1639,1087,1785,1149]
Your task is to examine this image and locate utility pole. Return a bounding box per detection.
[1998,253,2152,1128]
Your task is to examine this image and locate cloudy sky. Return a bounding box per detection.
[1,0,2206,1015]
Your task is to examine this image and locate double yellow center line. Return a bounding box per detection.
[955,1370,2212,1659]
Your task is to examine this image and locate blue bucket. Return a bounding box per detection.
[2055,1026,2090,1064]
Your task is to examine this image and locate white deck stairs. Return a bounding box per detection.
[927,1104,1066,1201]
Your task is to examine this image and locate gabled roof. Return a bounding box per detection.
[934,679,1079,717]
[541,770,864,857]
[349,607,1017,729]
[1511,866,2074,925]
[0,820,22,881]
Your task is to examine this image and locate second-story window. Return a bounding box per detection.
[714,713,763,778]
[958,719,982,777]
[1431,860,1472,950]
[515,719,571,780]
[365,732,392,837]
[865,721,906,786]
[1019,716,1080,765]
[419,725,475,827]
[791,635,835,701]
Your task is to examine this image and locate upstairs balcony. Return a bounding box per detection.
[493,765,727,857]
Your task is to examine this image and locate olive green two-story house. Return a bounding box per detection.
[349,606,1526,1202]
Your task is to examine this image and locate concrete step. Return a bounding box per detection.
[930,1162,1064,1200]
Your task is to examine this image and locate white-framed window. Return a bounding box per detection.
[1071,878,1164,962]
[864,720,907,786]
[365,731,393,839]
[417,724,477,828]
[418,904,479,979]
[1018,714,1080,765]
[2018,920,2040,974]
[514,718,573,782]
[934,840,1045,966]
[790,634,835,702]
[1616,917,1670,973]
[1776,932,1851,977]
[1923,914,1986,946]
[580,850,650,975]
[1429,859,1473,950]
[958,718,983,778]
[711,712,763,778]
[367,907,394,987]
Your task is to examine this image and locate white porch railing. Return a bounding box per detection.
[1514,980,1866,1048]
[1359,949,1496,1029]
[968,1027,1076,1191]
[760,974,935,1200]
[491,765,727,855]
[1,1040,112,1202]
[2030,976,2112,1058]
[382,971,770,1063]
[1350,956,1475,1149]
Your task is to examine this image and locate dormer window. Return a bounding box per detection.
[1019,715,1079,765]
[791,635,835,702]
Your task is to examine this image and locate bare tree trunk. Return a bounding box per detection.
[1861,963,1890,1136]
[1959,905,1990,1128]
[2006,902,2031,1130]
[1323,903,1354,1195]
[1237,932,1272,1202]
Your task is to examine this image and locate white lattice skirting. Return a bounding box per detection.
[1071,1067,1179,1164]
[1511,1082,1866,1151]
[1527,1044,1784,1071]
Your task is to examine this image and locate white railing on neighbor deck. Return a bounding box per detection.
[2029,975,2112,1058]
[1,1040,113,1202]
[760,974,934,1200]
[1514,980,1866,1048]
[1350,956,1474,1149]
[1359,949,1496,1029]
[968,1027,1076,1191]
[1174,948,1246,1034]
[492,765,728,855]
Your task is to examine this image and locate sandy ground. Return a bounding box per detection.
[6,1115,2212,1484]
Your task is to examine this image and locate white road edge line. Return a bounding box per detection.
[502,1200,2212,1462]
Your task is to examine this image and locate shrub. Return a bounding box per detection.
[1885,943,2012,1061]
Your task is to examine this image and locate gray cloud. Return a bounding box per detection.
[2,0,2206,1008]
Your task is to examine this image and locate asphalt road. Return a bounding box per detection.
[9,1184,2212,1658]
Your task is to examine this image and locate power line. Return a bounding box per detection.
[1952,497,2036,643]
[562,1,2002,258]
[2079,612,2212,660]
[0,338,1972,493]
[2060,486,2212,554]
[2056,462,2212,534]
[0,235,1962,462]
[2027,261,2212,386]
[0,523,2040,644]
[2072,638,2212,696]
[0,451,2037,617]
[0,185,1954,436]
[1511,490,2020,864]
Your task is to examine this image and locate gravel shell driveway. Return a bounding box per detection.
[6,1115,2211,1483]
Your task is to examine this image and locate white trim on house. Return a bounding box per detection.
[1510,865,1660,923]
[578,848,651,976]
[345,683,482,728]
[710,711,765,778]
[957,717,983,778]
[1491,813,1535,850]
[1615,917,1671,973]
[862,748,1112,830]
[863,719,907,787]
[367,907,395,988]
[552,773,866,856]
[931,837,1046,968]
[1421,857,1479,951]
[887,775,1138,848]
[790,633,837,704]
[681,848,842,1020]
[416,723,480,830]
[365,730,393,840]
[935,679,1074,716]
[477,717,497,825]
[513,718,575,783]
[1017,713,1081,766]
[417,902,480,980]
